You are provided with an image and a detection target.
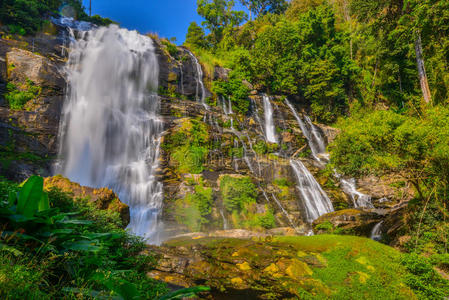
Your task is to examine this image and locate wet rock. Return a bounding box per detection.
[357,174,414,207]
[313,209,383,236]
[44,175,130,226]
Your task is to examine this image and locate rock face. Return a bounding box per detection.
[44,175,130,226]
[146,235,416,299]
[154,40,212,100]
[0,36,66,181]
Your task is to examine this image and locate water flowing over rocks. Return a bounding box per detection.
[0,20,416,249]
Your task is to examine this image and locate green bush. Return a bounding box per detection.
[5,80,41,110]
[174,184,213,232]
[0,176,210,299]
[164,119,209,174]
[401,253,449,299]
[220,175,257,212]
[212,72,250,114]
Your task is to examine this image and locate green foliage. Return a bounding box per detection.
[0,0,88,34]
[239,0,288,19]
[5,80,41,110]
[161,39,179,57]
[220,175,257,212]
[212,72,251,114]
[174,183,213,231]
[197,0,247,44]
[401,253,449,299]
[329,106,449,203]
[163,119,209,174]
[0,177,174,299]
[185,22,208,49]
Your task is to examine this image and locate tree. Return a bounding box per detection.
[239,0,288,20]
[185,22,208,48]
[197,0,247,44]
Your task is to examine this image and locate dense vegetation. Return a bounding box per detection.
[186,0,449,122]
[0,176,207,299]
[0,0,114,34]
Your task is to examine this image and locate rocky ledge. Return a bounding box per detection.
[146,235,416,299]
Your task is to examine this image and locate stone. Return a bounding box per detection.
[313,209,383,236]
[44,175,130,226]
[6,48,64,94]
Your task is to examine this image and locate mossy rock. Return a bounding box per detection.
[148,235,420,299]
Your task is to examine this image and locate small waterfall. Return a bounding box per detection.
[56,25,163,243]
[290,159,334,223]
[285,99,326,161]
[187,50,208,109]
[263,95,277,143]
[370,221,383,241]
[220,209,228,230]
[340,178,374,208]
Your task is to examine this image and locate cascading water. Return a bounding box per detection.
[285,99,327,161]
[370,221,384,241]
[56,25,164,243]
[340,178,374,208]
[187,50,208,109]
[263,95,277,143]
[290,159,334,223]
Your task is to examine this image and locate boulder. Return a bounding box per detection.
[313,209,383,236]
[6,48,64,94]
[44,175,130,226]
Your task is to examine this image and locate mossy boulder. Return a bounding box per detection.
[313,209,382,236]
[44,175,130,226]
[147,235,419,299]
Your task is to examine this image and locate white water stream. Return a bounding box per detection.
[187,50,208,109]
[290,159,334,222]
[56,25,164,243]
[263,95,277,143]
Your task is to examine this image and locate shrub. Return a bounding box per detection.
[174,183,213,231]
[5,80,41,110]
[220,175,257,212]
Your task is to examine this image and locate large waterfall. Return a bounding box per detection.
[263,95,277,143]
[56,25,163,243]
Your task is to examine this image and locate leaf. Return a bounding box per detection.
[16,176,44,217]
[157,286,211,300]
[57,218,93,225]
[0,243,23,256]
[38,192,50,211]
[61,240,101,252]
[8,191,17,207]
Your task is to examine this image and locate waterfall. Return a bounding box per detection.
[285,99,327,161]
[187,50,208,109]
[340,178,374,208]
[56,25,163,243]
[370,221,383,241]
[263,95,277,143]
[290,159,334,223]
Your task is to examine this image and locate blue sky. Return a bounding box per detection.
[81,0,247,44]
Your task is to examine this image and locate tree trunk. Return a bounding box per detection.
[414,31,432,104]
